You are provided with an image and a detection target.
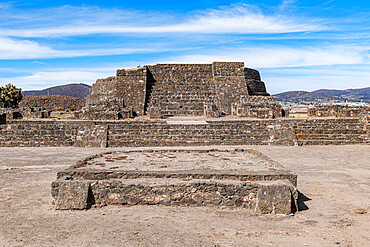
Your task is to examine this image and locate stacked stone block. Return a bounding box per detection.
[231,96,282,118]
[244,68,270,96]
[212,62,249,115]
[85,62,275,118]
[308,105,370,118]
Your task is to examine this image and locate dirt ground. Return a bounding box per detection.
[0,145,369,247]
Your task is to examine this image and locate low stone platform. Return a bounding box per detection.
[51,149,298,214]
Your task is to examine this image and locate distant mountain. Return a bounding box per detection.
[273,91,338,103]
[312,87,370,102]
[23,83,92,99]
[273,87,370,104]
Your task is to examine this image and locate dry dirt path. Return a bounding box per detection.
[0,145,369,247]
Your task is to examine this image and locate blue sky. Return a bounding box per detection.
[0,0,369,93]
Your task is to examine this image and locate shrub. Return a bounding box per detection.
[0,83,23,108]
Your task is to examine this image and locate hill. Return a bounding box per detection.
[23,83,91,99]
[273,91,338,104]
[312,87,370,102]
[273,87,370,104]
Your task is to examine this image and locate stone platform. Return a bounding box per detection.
[51,149,298,214]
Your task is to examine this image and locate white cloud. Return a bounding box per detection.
[0,4,322,37]
[279,0,297,11]
[162,45,366,68]
[0,37,162,59]
[0,70,113,90]
[265,68,370,93]
[0,37,55,59]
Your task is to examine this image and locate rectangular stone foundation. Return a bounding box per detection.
[51,149,298,214]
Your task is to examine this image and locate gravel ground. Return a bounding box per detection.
[0,145,369,247]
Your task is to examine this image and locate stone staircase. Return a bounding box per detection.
[146,80,216,116]
[145,64,216,117]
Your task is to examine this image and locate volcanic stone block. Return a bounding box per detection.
[51,180,92,210]
[256,182,297,214]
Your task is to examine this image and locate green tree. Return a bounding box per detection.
[0,83,23,108]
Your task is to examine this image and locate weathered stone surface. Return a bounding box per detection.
[51,180,91,210]
[308,105,370,118]
[256,182,297,214]
[231,96,281,118]
[19,95,85,111]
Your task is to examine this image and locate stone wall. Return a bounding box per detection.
[116,68,147,116]
[0,121,79,147]
[308,105,370,118]
[0,118,368,147]
[19,95,85,110]
[231,96,282,118]
[85,68,148,119]
[244,68,269,96]
[212,62,249,115]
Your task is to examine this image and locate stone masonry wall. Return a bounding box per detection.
[231,96,282,119]
[0,118,368,147]
[308,105,370,118]
[116,68,147,116]
[212,62,249,115]
[244,68,269,96]
[86,67,147,118]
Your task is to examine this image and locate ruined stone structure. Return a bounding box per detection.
[308,105,370,118]
[51,149,298,214]
[1,118,368,147]
[85,62,279,119]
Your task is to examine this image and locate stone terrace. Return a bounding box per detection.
[52,149,298,214]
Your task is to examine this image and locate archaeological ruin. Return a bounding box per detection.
[0,62,368,148]
[0,61,368,214]
[84,62,280,119]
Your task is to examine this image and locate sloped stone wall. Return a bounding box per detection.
[244,68,269,96]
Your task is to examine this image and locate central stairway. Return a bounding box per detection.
[145,64,217,116]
